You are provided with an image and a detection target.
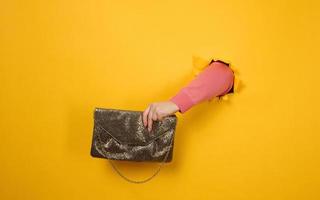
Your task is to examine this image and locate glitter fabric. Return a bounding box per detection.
[90,107,178,162]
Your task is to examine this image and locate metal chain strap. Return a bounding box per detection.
[96,128,174,184]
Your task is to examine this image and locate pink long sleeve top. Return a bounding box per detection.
[169,60,235,114]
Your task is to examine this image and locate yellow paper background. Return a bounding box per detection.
[1,0,319,199]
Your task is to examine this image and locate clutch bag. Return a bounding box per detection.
[90,107,178,183]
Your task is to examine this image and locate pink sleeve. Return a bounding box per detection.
[169,61,234,114]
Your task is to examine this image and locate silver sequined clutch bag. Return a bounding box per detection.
[90,107,178,183]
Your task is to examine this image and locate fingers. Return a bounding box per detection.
[143,105,150,127]
[144,103,166,132]
[147,104,155,132]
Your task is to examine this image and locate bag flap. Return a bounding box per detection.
[94,107,177,145]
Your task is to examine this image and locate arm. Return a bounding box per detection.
[143,61,234,131]
[169,61,234,113]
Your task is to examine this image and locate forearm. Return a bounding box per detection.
[169,61,234,113]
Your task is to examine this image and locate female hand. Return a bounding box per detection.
[143,101,179,132]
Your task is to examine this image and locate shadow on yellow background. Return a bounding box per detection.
[1,0,319,199]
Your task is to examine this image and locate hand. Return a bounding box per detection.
[143,101,179,132]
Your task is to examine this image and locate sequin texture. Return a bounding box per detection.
[90,107,178,162]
